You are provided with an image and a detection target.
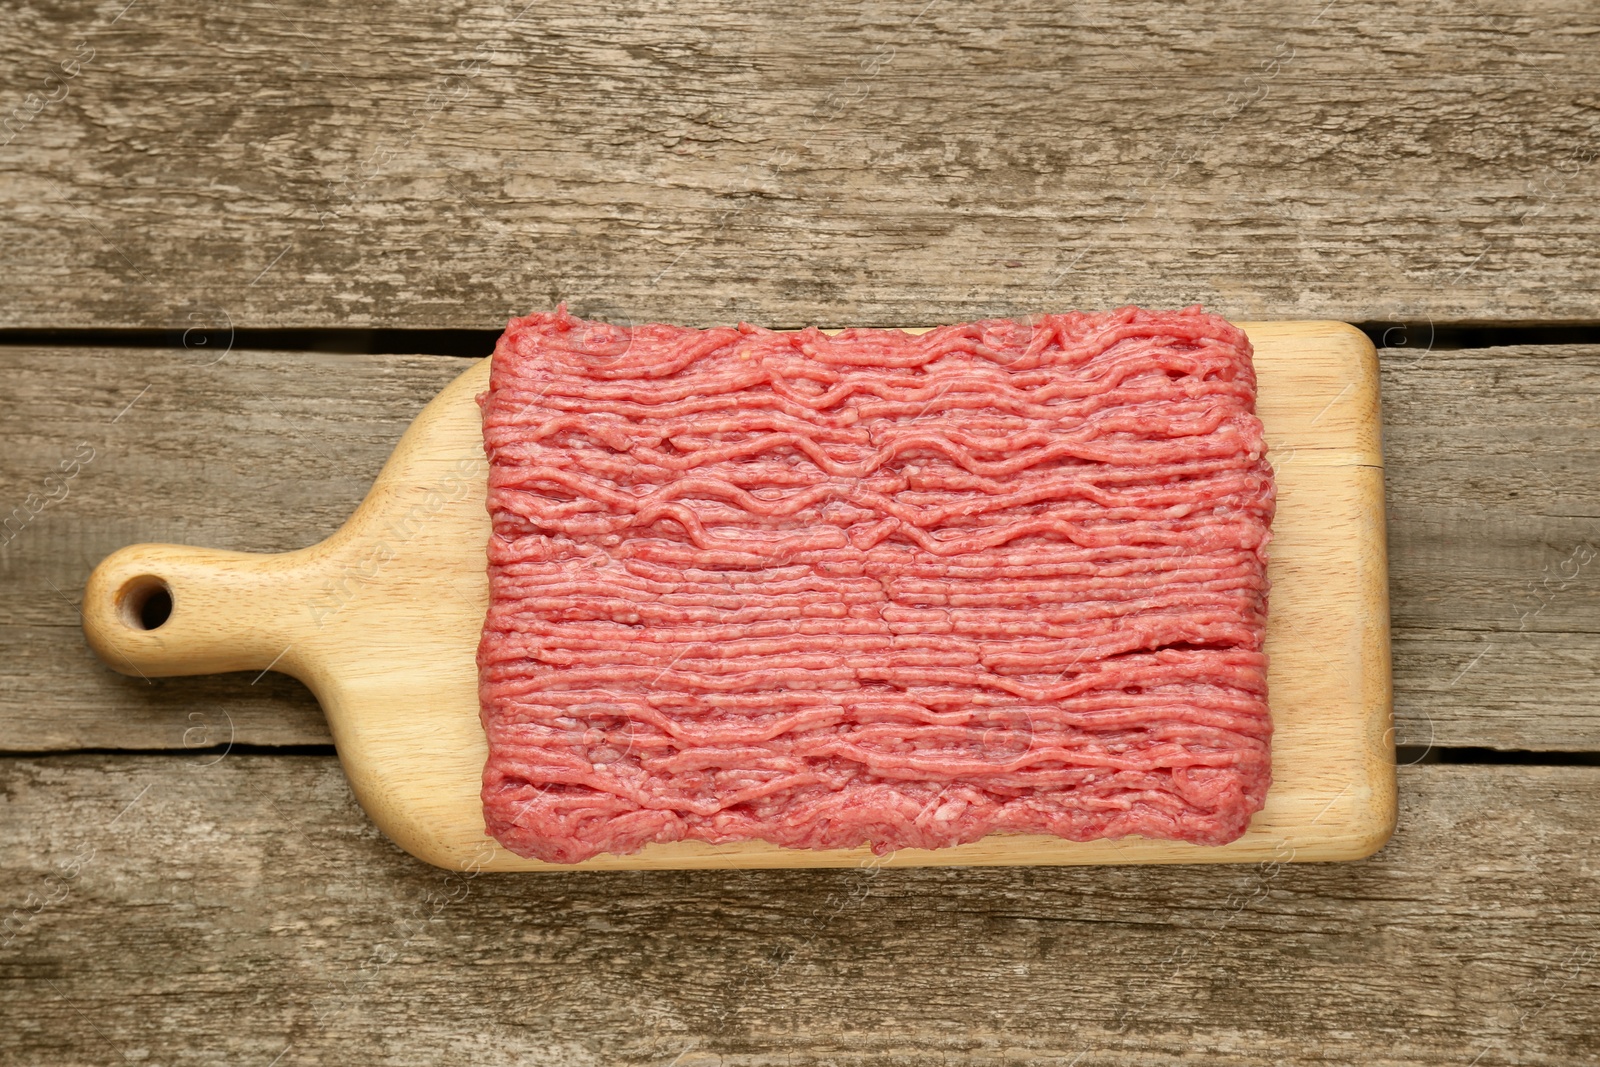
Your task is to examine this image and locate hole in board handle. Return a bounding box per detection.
[118,575,173,631]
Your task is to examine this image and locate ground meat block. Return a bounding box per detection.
[477,305,1275,863]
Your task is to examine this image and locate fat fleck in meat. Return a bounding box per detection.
[477,306,1274,863]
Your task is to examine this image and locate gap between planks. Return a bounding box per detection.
[4,322,1600,360]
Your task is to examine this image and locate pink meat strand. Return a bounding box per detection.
[477,306,1275,863]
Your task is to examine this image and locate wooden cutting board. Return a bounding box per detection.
[82,321,1394,872]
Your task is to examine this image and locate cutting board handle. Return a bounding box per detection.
[82,543,313,679]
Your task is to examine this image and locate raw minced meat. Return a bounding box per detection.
[477,305,1274,863]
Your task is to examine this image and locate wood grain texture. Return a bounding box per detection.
[1382,344,1600,751]
[4,342,1598,754]
[3,0,1600,329]
[70,322,1393,870]
[0,346,468,750]
[1,755,1595,1065]
[0,1,1592,1060]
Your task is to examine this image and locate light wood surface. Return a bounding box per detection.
[3,0,1599,330]
[76,322,1393,870]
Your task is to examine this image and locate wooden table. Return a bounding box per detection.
[2,1,1596,1062]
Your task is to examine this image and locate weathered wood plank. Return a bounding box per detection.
[0,346,467,750]
[3,0,1600,329]
[1,756,1595,1064]
[3,343,1598,750]
[1381,345,1600,750]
